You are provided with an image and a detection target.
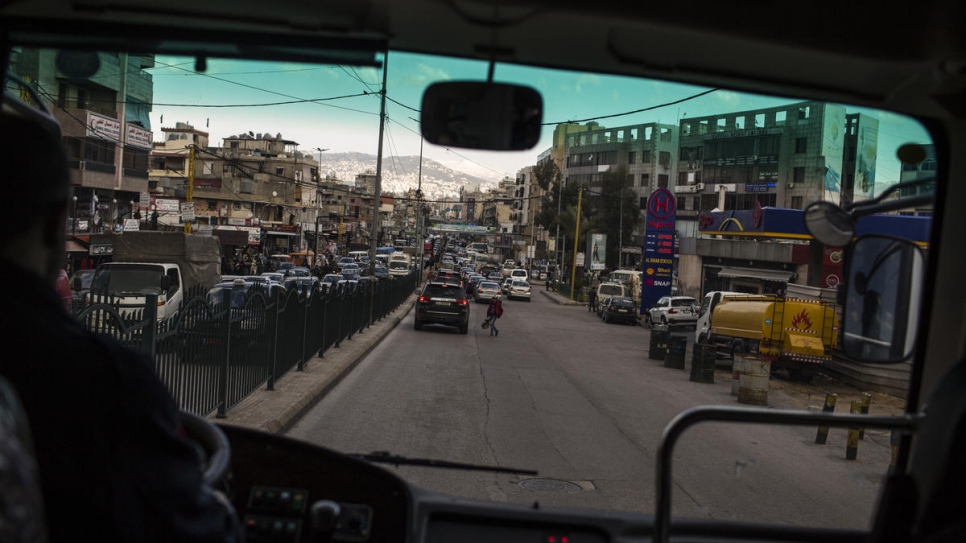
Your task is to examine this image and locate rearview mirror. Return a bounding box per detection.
[841,235,925,363]
[420,82,542,151]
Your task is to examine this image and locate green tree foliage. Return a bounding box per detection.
[583,167,641,268]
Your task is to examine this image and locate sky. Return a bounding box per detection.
[146,51,932,185]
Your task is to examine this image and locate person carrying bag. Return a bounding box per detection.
[486,297,504,337]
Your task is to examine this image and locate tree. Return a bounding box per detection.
[533,157,560,191]
[585,167,641,268]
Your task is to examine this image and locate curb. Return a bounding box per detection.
[210,295,417,434]
[539,289,583,306]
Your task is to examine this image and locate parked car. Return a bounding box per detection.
[414,281,470,334]
[648,296,700,327]
[507,279,532,301]
[601,297,638,325]
[474,281,502,303]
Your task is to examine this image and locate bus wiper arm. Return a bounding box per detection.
[350,451,537,475]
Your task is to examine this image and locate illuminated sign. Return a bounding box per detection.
[641,187,676,313]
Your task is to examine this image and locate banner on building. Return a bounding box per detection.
[641,187,677,313]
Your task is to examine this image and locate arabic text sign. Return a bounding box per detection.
[86,112,121,141]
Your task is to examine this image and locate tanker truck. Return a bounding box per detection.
[697,292,839,382]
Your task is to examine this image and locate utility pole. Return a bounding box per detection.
[569,187,583,301]
[619,183,624,268]
[314,147,328,265]
[555,173,562,279]
[369,53,388,325]
[416,125,424,287]
[184,145,194,233]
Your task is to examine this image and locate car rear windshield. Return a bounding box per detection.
[672,299,697,307]
[423,284,463,298]
[599,285,624,296]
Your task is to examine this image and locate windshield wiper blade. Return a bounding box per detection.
[350,451,537,475]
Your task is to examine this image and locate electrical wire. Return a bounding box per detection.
[542,88,720,125]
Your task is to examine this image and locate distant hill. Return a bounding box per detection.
[320,152,501,199]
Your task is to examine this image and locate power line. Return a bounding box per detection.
[388,118,511,179]
[152,59,379,117]
[542,88,720,125]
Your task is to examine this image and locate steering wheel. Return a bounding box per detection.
[180,411,232,487]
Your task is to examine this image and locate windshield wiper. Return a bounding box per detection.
[350,451,537,475]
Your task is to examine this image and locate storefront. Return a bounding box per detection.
[692,205,930,295]
[263,225,301,254]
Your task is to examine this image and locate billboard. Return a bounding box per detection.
[641,187,677,313]
[585,233,606,271]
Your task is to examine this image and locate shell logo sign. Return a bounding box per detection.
[791,309,814,330]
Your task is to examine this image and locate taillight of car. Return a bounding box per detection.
[669,308,677,314]
[458,299,468,306]
[418,296,428,303]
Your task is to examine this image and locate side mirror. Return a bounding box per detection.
[420,82,543,151]
[841,235,925,363]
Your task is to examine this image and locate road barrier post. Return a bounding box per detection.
[846,400,861,460]
[815,393,837,444]
[859,392,873,440]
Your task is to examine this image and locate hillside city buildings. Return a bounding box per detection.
[13,47,928,297]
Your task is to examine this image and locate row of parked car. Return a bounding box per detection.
[591,281,701,328]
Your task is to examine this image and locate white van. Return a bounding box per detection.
[348,250,369,261]
[608,270,642,285]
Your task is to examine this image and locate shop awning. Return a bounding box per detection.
[65,240,88,253]
[265,231,298,237]
[715,266,794,282]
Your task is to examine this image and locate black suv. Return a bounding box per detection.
[414,281,470,334]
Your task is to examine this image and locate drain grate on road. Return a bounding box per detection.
[517,478,584,493]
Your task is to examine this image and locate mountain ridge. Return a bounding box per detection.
[318,152,503,199]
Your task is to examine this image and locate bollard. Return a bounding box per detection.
[815,393,837,445]
[731,355,746,396]
[738,355,770,406]
[859,392,873,440]
[649,326,668,361]
[689,343,715,383]
[846,400,861,460]
[664,335,687,369]
[890,429,904,468]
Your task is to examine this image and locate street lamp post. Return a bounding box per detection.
[112,198,117,231]
[71,195,78,234]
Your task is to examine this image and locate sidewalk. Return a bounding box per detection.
[538,283,584,306]
[207,294,418,434]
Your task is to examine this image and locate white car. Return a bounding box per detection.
[507,280,532,301]
[648,296,699,327]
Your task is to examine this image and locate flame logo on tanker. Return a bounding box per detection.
[791,309,813,330]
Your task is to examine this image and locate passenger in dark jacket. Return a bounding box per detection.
[0,105,240,543]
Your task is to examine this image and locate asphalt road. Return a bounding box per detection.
[287,290,896,530]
